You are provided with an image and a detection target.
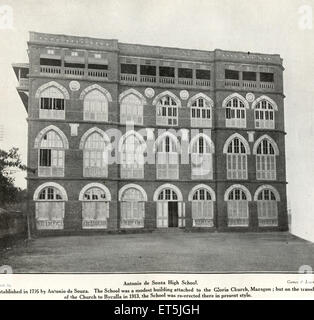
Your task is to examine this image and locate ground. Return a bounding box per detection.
[1,231,314,273]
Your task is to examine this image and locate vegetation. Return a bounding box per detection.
[0,148,27,208]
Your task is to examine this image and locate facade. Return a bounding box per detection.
[13,31,288,234]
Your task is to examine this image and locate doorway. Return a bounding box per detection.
[168,201,178,227]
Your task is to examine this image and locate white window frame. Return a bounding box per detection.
[156,96,178,126]
[226,138,248,180]
[257,189,278,227]
[120,188,145,228]
[191,98,212,128]
[83,89,108,122]
[39,86,65,120]
[35,186,65,230]
[38,130,65,177]
[256,139,276,180]
[191,135,213,179]
[156,135,179,180]
[120,133,145,179]
[254,100,275,129]
[83,132,108,177]
[227,188,249,227]
[191,188,214,227]
[81,187,109,229]
[225,98,246,128]
[120,94,143,125]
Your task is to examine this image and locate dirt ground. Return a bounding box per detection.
[1,231,314,273]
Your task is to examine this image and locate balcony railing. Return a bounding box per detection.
[40,66,108,79]
[243,80,257,88]
[225,79,241,87]
[178,78,193,86]
[225,79,275,90]
[120,74,137,82]
[40,66,62,75]
[160,76,175,84]
[64,67,84,77]
[195,79,211,87]
[88,69,108,78]
[119,73,211,88]
[260,82,275,89]
[140,75,156,83]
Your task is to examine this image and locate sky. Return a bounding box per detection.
[0,0,314,241]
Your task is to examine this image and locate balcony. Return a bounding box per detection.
[140,75,156,83]
[40,65,108,80]
[40,65,62,75]
[120,74,137,82]
[260,82,275,89]
[120,73,211,89]
[18,78,29,90]
[178,77,193,86]
[159,76,175,84]
[225,79,240,87]
[64,67,84,77]
[225,79,275,91]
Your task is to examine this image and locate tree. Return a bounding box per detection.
[0,148,27,206]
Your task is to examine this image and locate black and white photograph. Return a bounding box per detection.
[1,0,314,301]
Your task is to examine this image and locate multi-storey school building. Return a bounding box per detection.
[13,32,288,234]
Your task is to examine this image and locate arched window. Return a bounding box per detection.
[39,86,65,119]
[83,89,108,122]
[255,138,277,180]
[38,130,65,177]
[190,134,214,179]
[120,185,146,228]
[225,96,246,128]
[156,134,179,179]
[120,132,145,179]
[189,185,215,227]
[80,184,110,229]
[225,136,249,180]
[254,99,275,129]
[191,98,212,127]
[120,93,143,125]
[34,183,67,230]
[156,95,178,126]
[255,187,279,227]
[225,186,251,227]
[154,185,185,228]
[83,131,109,177]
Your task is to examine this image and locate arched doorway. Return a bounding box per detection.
[154,184,184,228]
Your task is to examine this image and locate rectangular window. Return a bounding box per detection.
[243,71,256,81]
[40,98,64,110]
[225,69,239,80]
[227,154,247,179]
[178,68,193,78]
[256,155,276,180]
[64,62,85,69]
[40,58,61,66]
[39,149,51,167]
[88,64,108,70]
[121,63,137,74]
[159,66,175,77]
[140,65,156,76]
[260,72,274,82]
[196,69,211,80]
